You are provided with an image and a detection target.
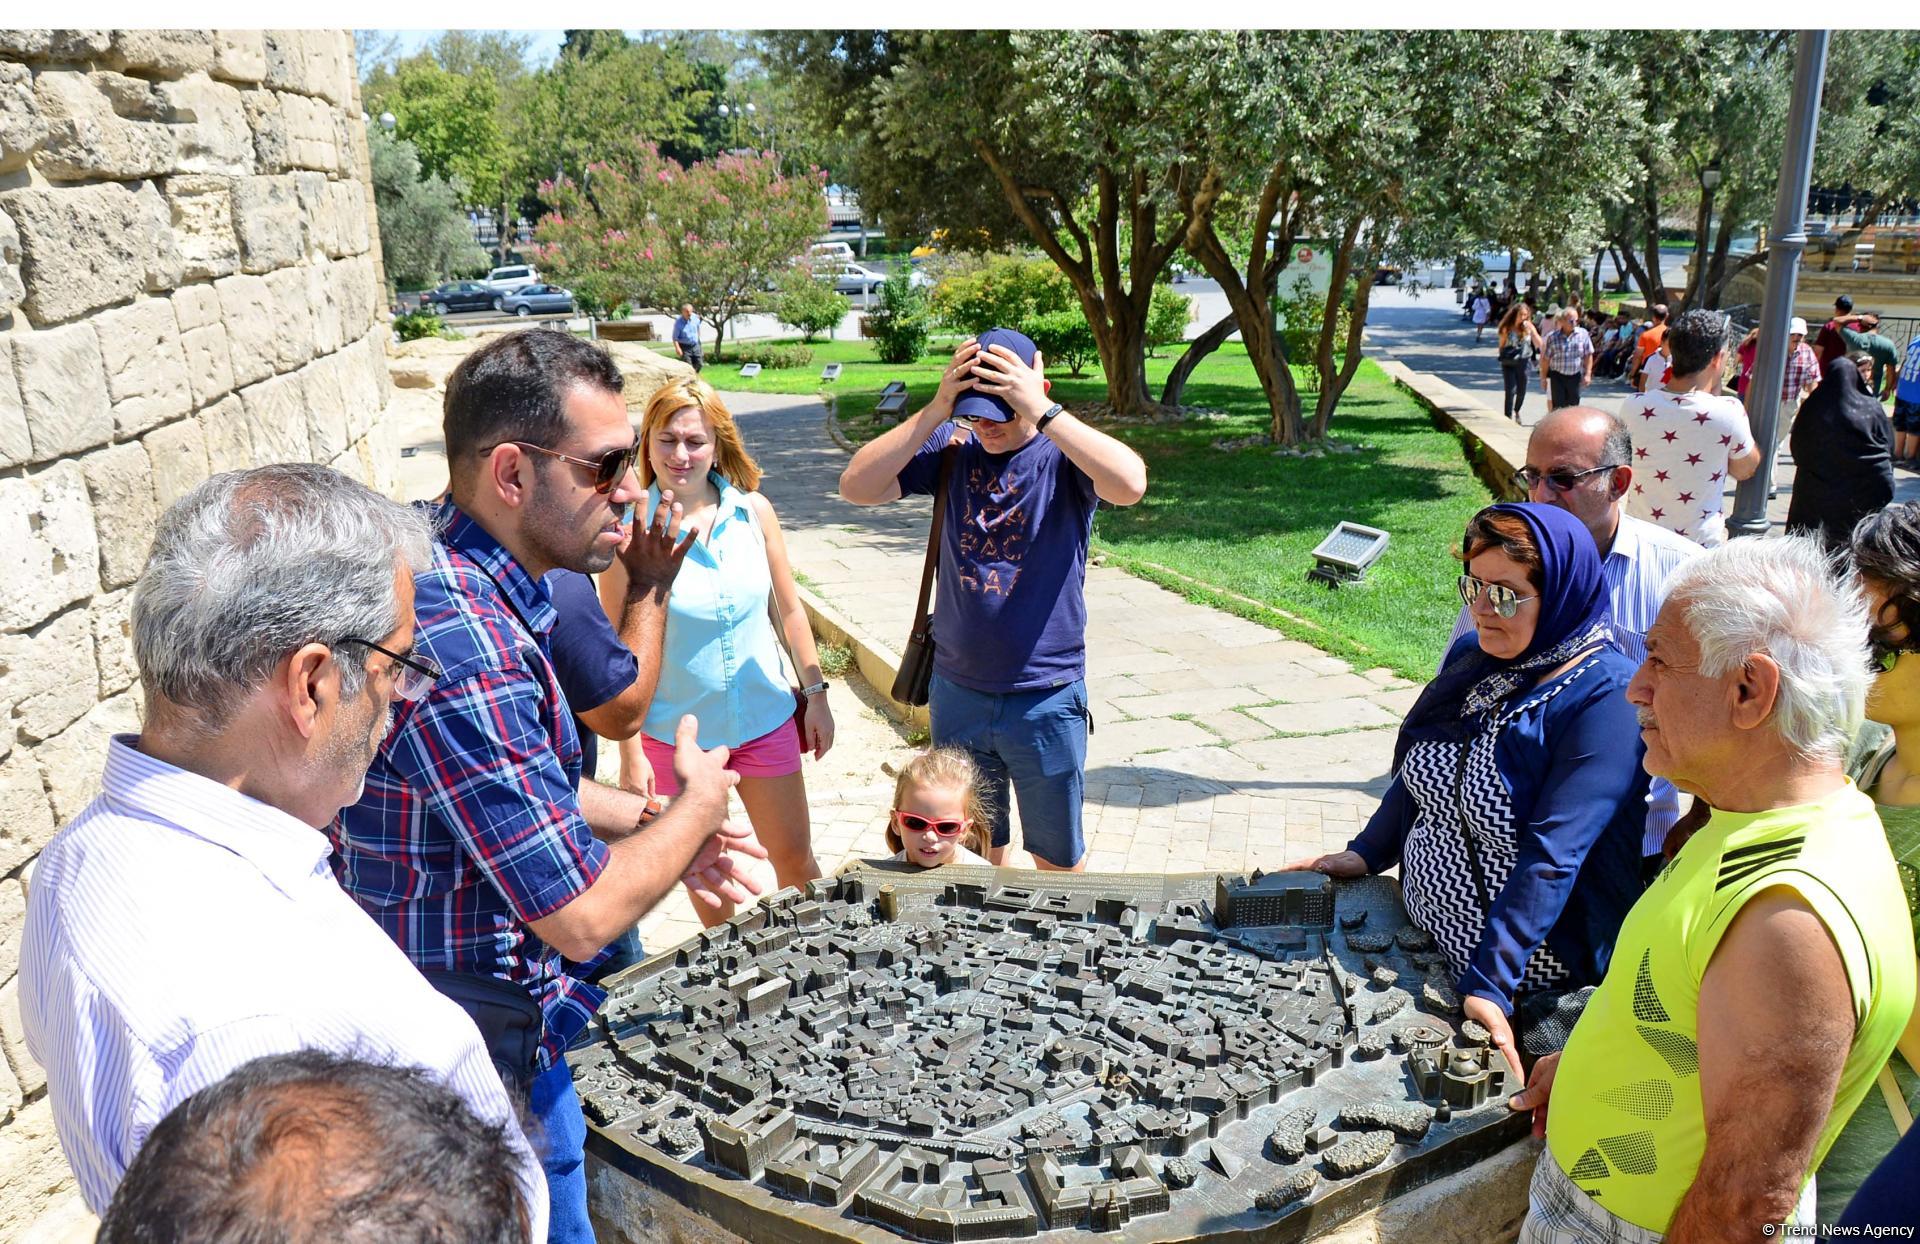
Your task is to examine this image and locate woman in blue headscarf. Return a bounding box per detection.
[1289,503,1649,1076]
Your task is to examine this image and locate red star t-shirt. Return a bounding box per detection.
[1623,389,1753,547]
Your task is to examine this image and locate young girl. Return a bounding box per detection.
[883,748,994,868]
[600,378,834,925]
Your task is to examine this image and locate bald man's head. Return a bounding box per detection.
[1523,406,1632,548]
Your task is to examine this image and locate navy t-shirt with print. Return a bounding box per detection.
[544,569,637,782]
[897,423,1097,693]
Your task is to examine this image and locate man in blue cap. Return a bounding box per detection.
[840,330,1148,871]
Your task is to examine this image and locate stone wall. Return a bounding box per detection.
[0,30,393,1239]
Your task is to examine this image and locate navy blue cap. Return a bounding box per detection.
[952,326,1036,424]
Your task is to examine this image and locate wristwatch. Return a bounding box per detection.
[801,680,831,697]
[1035,402,1064,435]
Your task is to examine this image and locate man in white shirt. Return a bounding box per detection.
[1623,308,1762,546]
[20,465,543,1238]
[1449,407,1701,873]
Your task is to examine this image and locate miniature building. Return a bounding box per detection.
[1215,871,1336,929]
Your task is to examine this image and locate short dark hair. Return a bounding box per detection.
[1651,304,1669,322]
[1836,294,1853,313]
[1667,308,1730,376]
[443,329,625,469]
[98,1050,529,1244]
[1853,503,1920,658]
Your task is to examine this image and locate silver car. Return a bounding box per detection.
[497,284,576,317]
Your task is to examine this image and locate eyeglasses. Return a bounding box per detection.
[1458,574,1539,620]
[478,439,639,494]
[337,637,443,702]
[1511,464,1624,493]
[892,810,969,838]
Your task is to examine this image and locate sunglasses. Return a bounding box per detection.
[1458,574,1539,620]
[892,810,969,838]
[1510,463,1623,493]
[337,637,443,702]
[479,439,639,494]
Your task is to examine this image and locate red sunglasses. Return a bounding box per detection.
[891,810,968,838]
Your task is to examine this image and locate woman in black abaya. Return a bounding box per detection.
[1788,356,1895,550]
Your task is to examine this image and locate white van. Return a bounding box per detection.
[484,264,541,292]
[807,242,856,267]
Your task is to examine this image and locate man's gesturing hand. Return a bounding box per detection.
[618,488,696,596]
[667,715,769,909]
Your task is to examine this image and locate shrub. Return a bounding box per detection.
[730,341,815,370]
[771,268,852,341]
[930,254,1075,334]
[394,308,456,342]
[1146,284,1194,356]
[870,272,933,364]
[1277,274,1353,368]
[1020,308,1098,377]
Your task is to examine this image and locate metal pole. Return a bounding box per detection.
[1729,30,1829,537]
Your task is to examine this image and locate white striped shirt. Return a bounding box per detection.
[19,735,546,1236]
[1449,512,1703,856]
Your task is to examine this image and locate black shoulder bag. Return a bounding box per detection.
[890,446,957,707]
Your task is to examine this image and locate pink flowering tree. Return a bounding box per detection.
[534,141,826,358]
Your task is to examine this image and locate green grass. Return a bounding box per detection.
[684,335,1492,679]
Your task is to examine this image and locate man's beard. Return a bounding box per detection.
[525,481,615,575]
[321,696,393,808]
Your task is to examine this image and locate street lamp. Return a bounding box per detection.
[1700,164,1723,304]
[379,111,396,131]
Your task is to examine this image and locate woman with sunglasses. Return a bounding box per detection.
[1288,503,1648,1080]
[881,748,994,868]
[599,378,835,927]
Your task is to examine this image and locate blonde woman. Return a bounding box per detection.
[1496,302,1545,422]
[600,378,833,925]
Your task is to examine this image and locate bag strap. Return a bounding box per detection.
[907,446,958,633]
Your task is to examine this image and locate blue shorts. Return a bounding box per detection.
[1895,398,1920,435]
[929,672,1090,867]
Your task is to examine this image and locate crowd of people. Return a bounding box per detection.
[15,318,1920,1241]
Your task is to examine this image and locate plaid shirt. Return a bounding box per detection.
[1783,340,1820,400]
[330,502,608,1070]
[1542,327,1594,375]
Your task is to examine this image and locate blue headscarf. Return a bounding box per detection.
[1393,502,1613,768]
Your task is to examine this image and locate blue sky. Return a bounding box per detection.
[369,30,569,69]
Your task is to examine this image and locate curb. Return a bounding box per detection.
[1375,358,1527,502]
[797,582,929,733]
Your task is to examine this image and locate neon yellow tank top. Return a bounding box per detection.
[1547,782,1916,1231]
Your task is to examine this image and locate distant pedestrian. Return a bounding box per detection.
[1624,309,1760,546]
[1637,336,1672,391]
[1788,357,1895,552]
[1628,304,1670,393]
[671,304,703,372]
[1763,316,1825,466]
[1497,303,1546,421]
[1541,308,1594,411]
[1473,291,1493,342]
[1816,293,1857,368]
[1843,313,1902,401]
[1894,329,1920,467]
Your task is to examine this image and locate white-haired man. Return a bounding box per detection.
[1509,535,1915,1241]
[20,466,542,1238]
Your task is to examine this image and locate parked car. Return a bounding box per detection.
[483,264,541,293]
[422,281,496,313]
[497,284,577,317]
[807,241,856,266]
[823,262,887,295]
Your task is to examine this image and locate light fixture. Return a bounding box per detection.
[379,111,396,131]
[1308,522,1390,586]
[1702,166,1722,192]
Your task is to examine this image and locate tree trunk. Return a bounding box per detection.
[1701,214,1737,309]
[1161,309,1240,406]
[1611,237,1658,306]
[1182,215,1302,442]
[1591,248,1605,301]
[1640,182,1667,306]
[1506,248,1519,293]
[1309,223,1378,438]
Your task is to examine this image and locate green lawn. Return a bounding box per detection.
[679,335,1493,678]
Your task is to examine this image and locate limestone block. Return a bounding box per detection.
[241,89,289,173]
[0,203,26,319]
[359,409,403,499]
[179,322,235,410]
[198,393,253,472]
[0,183,149,324]
[261,30,308,94]
[92,300,192,438]
[142,415,211,508]
[295,171,338,257]
[238,370,312,463]
[0,464,96,632]
[0,1036,19,1120]
[0,1100,86,1244]
[171,281,222,332]
[345,332,389,439]
[0,62,46,175]
[133,179,185,295]
[303,259,344,356]
[106,29,216,78]
[13,322,114,461]
[301,352,350,461]
[90,587,138,698]
[0,608,99,743]
[80,441,158,590]
[263,266,316,373]
[213,272,276,386]
[0,877,24,989]
[160,175,239,282]
[35,691,139,825]
[158,74,251,175]
[0,30,111,60]
[306,32,353,107]
[0,978,41,1104]
[212,30,267,84]
[336,253,378,337]
[281,92,338,173]
[230,174,304,274]
[0,749,57,876]
[0,340,26,470]
[330,177,369,257]
[32,70,176,183]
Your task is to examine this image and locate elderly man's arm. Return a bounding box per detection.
[1665,887,1855,1242]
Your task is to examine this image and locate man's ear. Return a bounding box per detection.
[485,446,533,511]
[1609,465,1633,502]
[1728,652,1782,733]
[281,643,334,741]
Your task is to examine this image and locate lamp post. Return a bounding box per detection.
[379,111,396,132]
[1700,164,1722,309]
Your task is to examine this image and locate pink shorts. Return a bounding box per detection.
[641,720,802,795]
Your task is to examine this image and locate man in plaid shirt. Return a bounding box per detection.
[1770,316,1823,463]
[332,330,767,1244]
[1540,307,1595,413]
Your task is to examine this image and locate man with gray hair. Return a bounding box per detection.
[1624,308,1761,547]
[18,465,545,1235]
[1508,535,1915,1242]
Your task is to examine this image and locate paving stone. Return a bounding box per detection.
[1093,716,1216,759]
[1252,672,1389,704]
[1247,697,1400,734]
